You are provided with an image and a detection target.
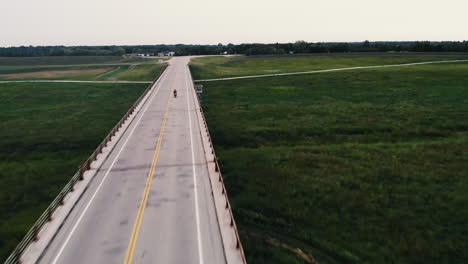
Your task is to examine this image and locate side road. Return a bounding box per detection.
[194,59,468,82]
[3,59,467,84]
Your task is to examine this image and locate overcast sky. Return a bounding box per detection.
[1,0,467,47]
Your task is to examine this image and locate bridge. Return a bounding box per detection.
[8,57,245,264]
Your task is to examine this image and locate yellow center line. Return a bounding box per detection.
[124,75,176,264]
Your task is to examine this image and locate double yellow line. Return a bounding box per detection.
[124,81,175,264]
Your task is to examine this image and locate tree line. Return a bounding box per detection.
[1,41,468,57]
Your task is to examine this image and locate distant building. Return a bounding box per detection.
[156,52,175,57]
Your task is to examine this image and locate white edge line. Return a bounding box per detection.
[187,62,231,263]
[50,67,170,264]
[184,64,204,264]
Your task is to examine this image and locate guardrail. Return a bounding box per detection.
[192,83,247,263]
[4,65,168,264]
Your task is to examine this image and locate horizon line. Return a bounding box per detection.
[1,39,468,48]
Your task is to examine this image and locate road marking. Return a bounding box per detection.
[123,73,175,264]
[194,59,468,82]
[50,67,170,264]
[184,64,204,264]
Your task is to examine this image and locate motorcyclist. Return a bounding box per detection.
[173,89,177,98]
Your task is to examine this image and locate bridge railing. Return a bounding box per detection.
[4,65,168,264]
[191,80,247,263]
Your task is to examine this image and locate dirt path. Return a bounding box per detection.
[96,66,121,79]
[194,59,468,82]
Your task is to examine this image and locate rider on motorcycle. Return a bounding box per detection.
[173,89,177,98]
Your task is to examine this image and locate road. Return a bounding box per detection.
[37,57,226,264]
[194,59,468,82]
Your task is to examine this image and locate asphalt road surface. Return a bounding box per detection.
[38,57,226,264]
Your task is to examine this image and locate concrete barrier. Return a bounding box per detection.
[186,65,247,264]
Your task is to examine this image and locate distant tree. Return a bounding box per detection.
[48,47,66,56]
[329,43,349,53]
[2,41,468,57]
[112,47,125,56]
[309,43,327,53]
[413,41,432,52]
[293,40,308,53]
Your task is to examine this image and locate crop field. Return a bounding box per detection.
[0,55,163,261]
[103,64,167,81]
[0,67,114,80]
[194,55,468,263]
[190,53,468,80]
[0,56,167,81]
[0,56,151,67]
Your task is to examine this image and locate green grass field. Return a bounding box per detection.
[0,56,157,260]
[0,56,151,66]
[196,57,468,263]
[190,53,468,80]
[0,66,116,81]
[106,64,167,81]
[0,56,167,81]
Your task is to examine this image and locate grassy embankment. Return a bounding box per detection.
[0,56,167,81]
[98,64,167,81]
[192,55,468,264]
[190,53,468,80]
[0,55,165,261]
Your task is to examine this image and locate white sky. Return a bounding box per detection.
[1,0,467,47]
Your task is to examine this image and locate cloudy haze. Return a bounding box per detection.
[1,0,467,47]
